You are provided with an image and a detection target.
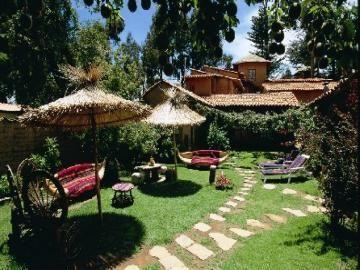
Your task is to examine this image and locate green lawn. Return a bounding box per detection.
[0,152,357,269]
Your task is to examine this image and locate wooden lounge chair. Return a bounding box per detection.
[178,150,229,167]
[260,154,310,183]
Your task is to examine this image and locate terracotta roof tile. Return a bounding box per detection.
[0,103,23,112]
[262,78,339,92]
[203,92,299,107]
[202,65,238,76]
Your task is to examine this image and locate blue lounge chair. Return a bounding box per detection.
[260,154,310,183]
[258,150,299,169]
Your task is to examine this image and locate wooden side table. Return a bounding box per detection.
[112,182,134,206]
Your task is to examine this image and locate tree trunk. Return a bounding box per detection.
[91,113,103,225]
[173,127,178,180]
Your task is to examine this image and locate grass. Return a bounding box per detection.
[0,163,239,269]
[0,152,357,269]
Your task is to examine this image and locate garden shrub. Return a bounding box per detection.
[207,122,230,150]
[0,174,10,198]
[194,102,313,150]
[296,77,358,227]
[30,137,61,172]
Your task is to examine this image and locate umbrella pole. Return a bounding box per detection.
[173,127,178,180]
[91,114,103,225]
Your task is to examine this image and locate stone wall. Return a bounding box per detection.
[0,117,54,174]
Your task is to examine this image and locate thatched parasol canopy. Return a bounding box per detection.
[19,65,151,224]
[144,89,206,179]
[144,98,206,127]
[20,86,150,130]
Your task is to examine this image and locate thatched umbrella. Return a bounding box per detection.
[19,65,151,224]
[144,89,206,178]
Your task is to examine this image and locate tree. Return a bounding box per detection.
[247,5,282,76]
[0,0,78,105]
[72,21,111,69]
[142,9,234,86]
[106,34,145,100]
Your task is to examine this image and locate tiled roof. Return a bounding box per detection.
[202,65,238,75]
[0,103,23,112]
[233,54,270,64]
[185,73,242,83]
[202,92,299,107]
[262,78,339,92]
[190,68,207,75]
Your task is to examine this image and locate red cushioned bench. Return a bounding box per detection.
[54,161,106,199]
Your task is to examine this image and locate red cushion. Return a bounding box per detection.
[193,150,221,158]
[56,163,94,178]
[55,163,96,198]
[191,156,219,166]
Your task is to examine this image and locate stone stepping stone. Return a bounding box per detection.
[150,245,171,259]
[194,222,212,232]
[240,187,251,191]
[243,183,253,188]
[229,228,254,238]
[210,213,226,222]
[282,208,307,217]
[209,232,237,251]
[246,219,269,229]
[175,235,194,248]
[233,196,246,202]
[263,184,276,190]
[306,205,327,213]
[265,213,287,223]
[159,255,188,270]
[225,201,238,207]
[125,265,140,270]
[150,246,189,270]
[175,235,214,260]
[304,194,319,202]
[219,207,231,213]
[282,188,297,195]
[244,180,257,184]
[238,191,249,196]
[187,243,214,260]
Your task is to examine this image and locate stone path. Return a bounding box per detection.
[265,213,287,223]
[175,234,214,260]
[233,196,246,202]
[225,201,238,207]
[229,228,254,238]
[246,219,270,229]
[306,205,327,213]
[282,188,297,195]
[137,167,324,269]
[149,246,188,270]
[209,232,237,251]
[282,208,307,217]
[219,207,231,213]
[263,184,276,190]
[194,222,211,232]
[210,213,226,222]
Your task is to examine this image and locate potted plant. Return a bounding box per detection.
[215,171,233,190]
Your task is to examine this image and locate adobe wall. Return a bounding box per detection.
[0,117,55,173]
[185,78,212,96]
[237,62,267,87]
[212,77,235,94]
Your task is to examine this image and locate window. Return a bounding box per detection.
[248,69,256,81]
